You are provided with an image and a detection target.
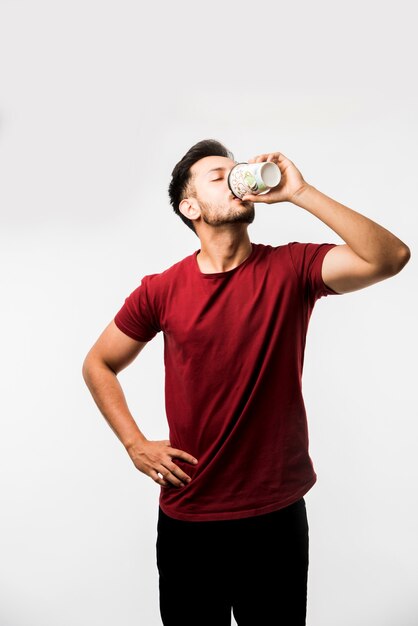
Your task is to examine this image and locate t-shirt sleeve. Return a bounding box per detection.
[114,275,161,342]
[287,241,342,303]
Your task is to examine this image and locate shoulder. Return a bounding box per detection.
[251,241,287,255]
[285,241,337,266]
[251,241,294,264]
[141,250,196,293]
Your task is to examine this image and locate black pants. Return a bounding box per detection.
[156,497,309,625]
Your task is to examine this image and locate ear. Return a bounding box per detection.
[179,198,200,223]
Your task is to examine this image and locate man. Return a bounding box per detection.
[82,139,410,625]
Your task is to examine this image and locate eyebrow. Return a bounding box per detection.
[205,166,230,176]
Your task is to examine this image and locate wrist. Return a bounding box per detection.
[124,433,147,456]
[290,182,315,204]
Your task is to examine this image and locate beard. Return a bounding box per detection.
[197,196,255,227]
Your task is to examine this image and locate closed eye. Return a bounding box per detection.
[211,178,222,181]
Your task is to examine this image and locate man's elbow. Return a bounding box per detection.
[82,351,117,384]
[82,353,94,384]
[379,245,411,276]
[391,245,411,274]
[82,351,103,385]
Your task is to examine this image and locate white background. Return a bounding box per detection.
[1,1,417,624]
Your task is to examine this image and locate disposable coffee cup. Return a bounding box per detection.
[228,161,281,199]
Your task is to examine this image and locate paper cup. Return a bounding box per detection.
[228,161,281,199]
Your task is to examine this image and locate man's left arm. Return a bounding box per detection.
[241,151,411,295]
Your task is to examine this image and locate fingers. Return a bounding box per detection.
[248,152,281,164]
[150,469,171,487]
[157,460,193,488]
[147,443,199,489]
[150,462,191,488]
[169,447,199,466]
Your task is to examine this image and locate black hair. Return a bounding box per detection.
[168,138,234,235]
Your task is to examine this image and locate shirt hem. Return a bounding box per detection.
[158,476,317,522]
[113,315,153,343]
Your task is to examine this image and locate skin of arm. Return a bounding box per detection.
[291,183,410,293]
[242,152,411,294]
[82,320,198,488]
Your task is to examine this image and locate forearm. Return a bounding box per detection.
[292,184,410,271]
[82,358,146,453]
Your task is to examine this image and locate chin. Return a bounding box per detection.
[230,207,255,225]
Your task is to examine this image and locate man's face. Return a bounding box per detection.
[187,156,255,227]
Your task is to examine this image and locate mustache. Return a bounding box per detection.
[230,195,253,205]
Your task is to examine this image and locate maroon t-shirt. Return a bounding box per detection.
[114,241,342,521]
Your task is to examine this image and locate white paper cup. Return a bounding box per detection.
[228,161,281,199]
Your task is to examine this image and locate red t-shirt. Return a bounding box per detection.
[114,241,342,521]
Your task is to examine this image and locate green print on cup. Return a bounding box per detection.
[244,172,259,192]
[228,161,281,199]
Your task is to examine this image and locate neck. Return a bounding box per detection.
[196,228,252,273]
